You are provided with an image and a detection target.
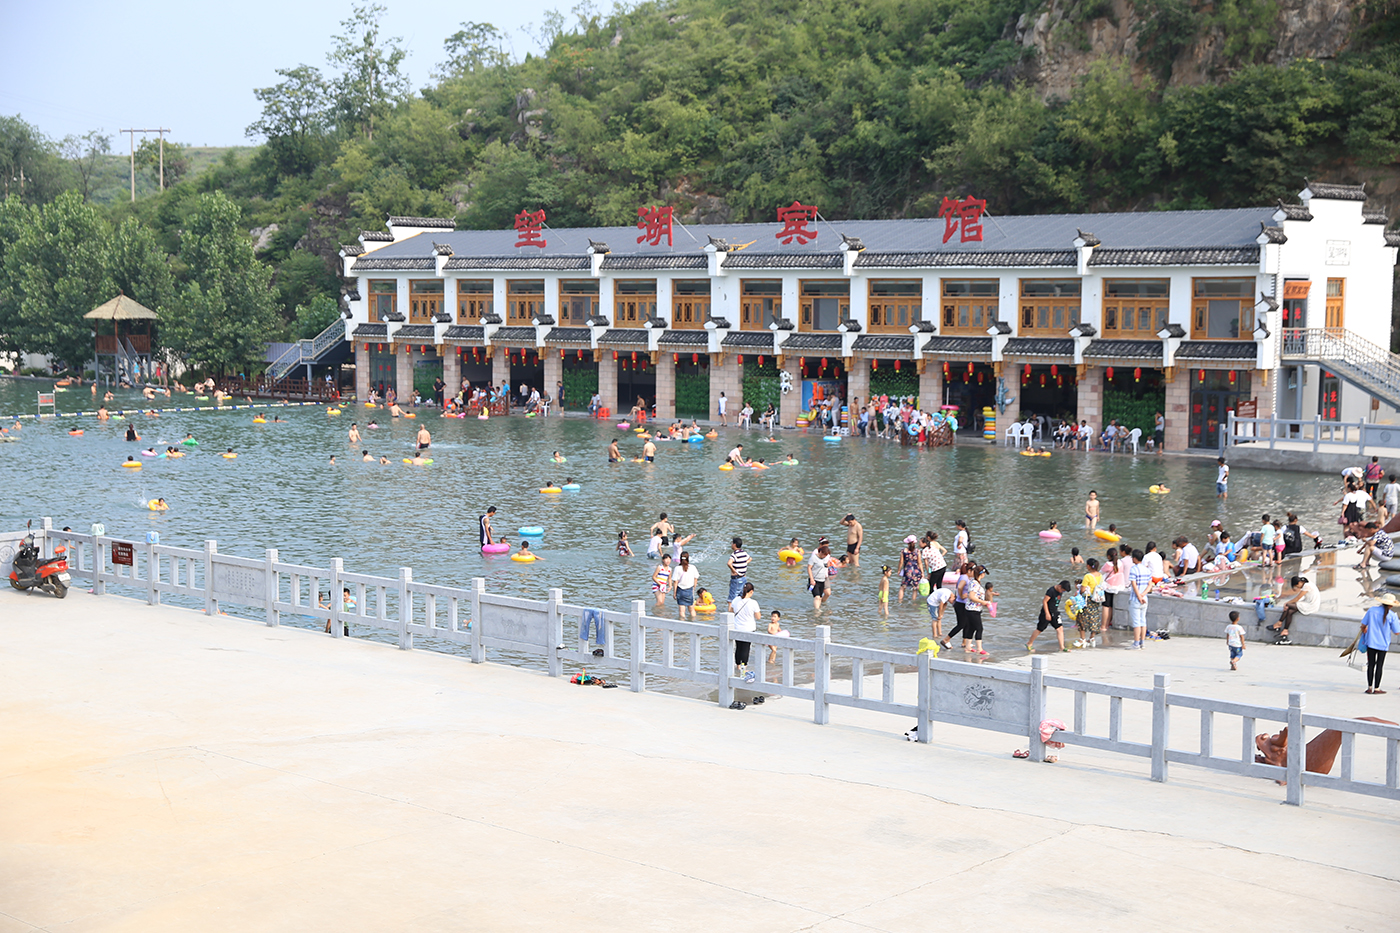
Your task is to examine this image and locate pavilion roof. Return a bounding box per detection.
[84,294,159,321]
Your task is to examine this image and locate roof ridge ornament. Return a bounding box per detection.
[588,239,611,254]
[840,234,865,252]
[1074,228,1100,247]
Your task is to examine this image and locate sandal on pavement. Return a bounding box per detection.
[1012,749,1030,759]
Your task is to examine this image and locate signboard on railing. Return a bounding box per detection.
[477,596,549,651]
[0,530,25,577]
[111,541,134,566]
[929,665,1031,734]
[212,559,267,605]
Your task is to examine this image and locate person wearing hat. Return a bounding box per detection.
[1359,593,1400,693]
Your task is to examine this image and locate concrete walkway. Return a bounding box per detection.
[2,590,1397,932]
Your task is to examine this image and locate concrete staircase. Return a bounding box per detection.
[269,319,349,383]
[1279,328,1400,411]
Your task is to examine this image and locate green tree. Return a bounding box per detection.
[247,64,330,177]
[164,192,281,374]
[106,217,176,329]
[293,293,342,339]
[436,22,510,79]
[135,138,190,189]
[60,130,111,203]
[327,3,410,142]
[0,115,68,205]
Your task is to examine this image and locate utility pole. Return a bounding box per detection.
[118,127,172,202]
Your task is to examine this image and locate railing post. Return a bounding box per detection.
[1030,656,1048,761]
[1151,672,1170,783]
[397,566,412,650]
[41,517,52,558]
[1357,421,1366,456]
[629,599,645,692]
[717,613,733,708]
[1313,415,1320,453]
[204,540,217,615]
[916,647,931,744]
[813,624,831,725]
[329,557,344,637]
[1225,410,1234,451]
[93,533,106,596]
[469,578,485,662]
[1286,691,1305,806]
[547,587,564,678]
[145,537,157,605]
[265,548,279,626]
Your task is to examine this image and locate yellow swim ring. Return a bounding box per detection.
[540,487,562,494]
[327,408,341,415]
[705,430,718,439]
[1149,485,1171,494]
[778,548,804,563]
[148,501,168,512]
[405,413,416,419]
[694,602,716,612]
[222,453,238,459]
[1094,529,1120,542]
[402,458,434,465]
[511,553,536,563]
[364,402,377,408]
[121,461,142,469]
[719,463,733,471]
[1019,450,1038,457]
[252,417,267,423]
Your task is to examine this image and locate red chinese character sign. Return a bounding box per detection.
[636,205,674,246]
[514,209,547,249]
[938,196,987,244]
[775,201,818,245]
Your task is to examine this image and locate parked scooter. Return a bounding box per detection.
[9,523,70,598]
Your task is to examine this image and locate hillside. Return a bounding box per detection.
[87,146,257,205]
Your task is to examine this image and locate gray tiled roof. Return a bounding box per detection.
[352,323,388,338]
[851,335,916,353]
[1259,224,1287,244]
[1276,201,1313,222]
[388,216,456,229]
[657,330,709,346]
[351,257,435,272]
[1174,340,1258,360]
[1304,180,1366,201]
[432,242,455,256]
[1088,247,1258,266]
[1362,210,1388,225]
[444,256,590,271]
[393,324,436,339]
[721,331,774,349]
[360,230,393,242]
[602,255,708,270]
[780,333,843,350]
[722,253,844,269]
[341,244,365,256]
[1083,339,1161,360]
[543,327,592,344]
[443,325,485,341]
[490,327,538,344]
[1004,338,1074,357]
[1386,231,1400,248]
[856,250,1074,268]
[343,289,362,302]
[923,337,992,355]
[597,328,651,346]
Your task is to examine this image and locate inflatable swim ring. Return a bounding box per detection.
[1149,485,1171,494]
[1094,529,1120,543]
[364,402,377,408]
[327,408,341,415]
[778,548,804,563]
[1019,450,1040,457]
[222,453,238,459]
[121,461,142,469]
[561,483,581,490]
[540,487,562,494]
[148,501,168,512]
[404,413,416,419]
[518,526,544,536]
[524,413,536,419]
[686,435,704,443]
[181,439,198,446]
[511,553,536,562]
[140,449,157,457]
[705,430,718,439]
[252,417,267,423]
[617,422,630,429]
[481,543,510,554]
[478,413,489,420]
[1039,529,1062,539]
[823,435,841,442]
[166,450,184,458]
[195,395,209,400]
[719,464,733,471]
[68,429,83,436]
[694,602,716,612]
[401,458,434,465]
[781,460,800,466]
[552,456,568,463]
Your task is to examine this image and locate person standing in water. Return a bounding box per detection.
[671,551,700,620]
[479,506,497,546]
[348,423,361,445]
[416,424,431,450]
[608,439,622,462]
[840,513,863,566]
[1084,491,1101,532]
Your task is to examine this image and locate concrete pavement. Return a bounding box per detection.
[2,589,1397,932]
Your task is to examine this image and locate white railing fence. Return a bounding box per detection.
[1226,413,1400,453]
[15,518,1398,808]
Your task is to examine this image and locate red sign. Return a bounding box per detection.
[636,205,674,246]
[775,201,818,245]
[513,209,547,249]
[111,541,134,566]
[938,196,987,244]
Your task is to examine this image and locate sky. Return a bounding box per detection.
[0,0,566,148]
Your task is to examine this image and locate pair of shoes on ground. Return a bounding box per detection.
[1365,688,1387,694]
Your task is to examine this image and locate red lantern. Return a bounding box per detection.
[1050,364,1058,377]
[977,371,984,384]
[1228,369,1236,384]
[738,354,744,364]
[894,360,901,371]
[1024,363,1032,376]
[576,349,583,360]
[872,359,878,371]
[1133,367,1142,383]
[692,353,699,365]
[943,362,950,379]
[1040,374,1046,387]
[1198,370,1205,384]
[821,358,828,368]
[673,353,679,363]
[966,361,974,374]
[1106,366,1114,381]
[1056,374,1064,387]
[1021,370,1029,386]
[834,365,841,377]
[613,351,618,361]
[757,355,764,366]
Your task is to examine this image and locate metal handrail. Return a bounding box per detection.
[310,319,347,359]
[1280,328,1400,402]
[267,342,304,382]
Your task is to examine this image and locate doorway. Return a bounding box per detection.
[1318,371,1340,421]
[1189,370,1251,449]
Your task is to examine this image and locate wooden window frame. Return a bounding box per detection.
[939,279,999,335]
[867,280,923,334]
[1101,278,1169,339]
[612,279,656,328]
[408,280,444,324]
[506,279,545,326]
[671,280,710,330]
[1325,277,1345,332]
[798,279,850,332]
[740,279,782,331]
[456,280,494,324]
[1189,277,1254,341]
[558,280,599,325]
[368,279,397,322]
[1017,279,1081,335]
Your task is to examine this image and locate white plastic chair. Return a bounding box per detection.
[1127,427,1142,453]
[1004,421,1022,447]
[1021,422,1038,446]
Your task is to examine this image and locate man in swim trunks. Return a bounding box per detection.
[1084,490,1100,531]
[651,513,675,539]
[416,425,431,450]
[643,438,656,462]
[479,506,497,546]
[726,444,747,467]
[362,450,373,461]
[349,423,361,444]
[608,440,622,462]
[840,514,863,567]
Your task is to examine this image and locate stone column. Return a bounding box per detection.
[396,345,414,404]
[1164,366,1190,452]
[997,361,1021,428]
[709,353,742,424]
[655,352,676,422]
[598,351,618,417]
[846,357,870,415]
[1076,365,1102,430]
[779,354,802,427]
[354,340,370,401]
[443,347,460,402]
[918,363,942,411]
[491,346,509,389]
[1253,369,1275,419]
[543,349,563,414]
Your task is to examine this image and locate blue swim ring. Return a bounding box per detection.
[518,526,545,536]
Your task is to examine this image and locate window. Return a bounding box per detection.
[408,280,444,324]
[740,280,783,331]
[1325,277,1345,331]
[369,280,397,321]
[940,279,999,334]
[868,280,922,332]
[1282,280,1309,329]
[457,280,494,323]
[559,280,598,324]
[614,280,656,326]
[799,280,849,332]
[1018,279,1081,334]
[506,280,544,325]
[671,280,710,329]
[1102,279,1168,338]
[1190,278,1254,340]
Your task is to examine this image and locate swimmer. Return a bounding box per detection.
[643,438,656,462]
[407,453,430,465]
[145,409,159,417]
[551,451,566,463]
[607,439,622,462]
[782,453,798,465]
[152,497,169,510]
[124,423,140,442]
[617,530,634,556]
[726,443,748,467]
[103,391,114,402]
[516,540,543,561]
[181,433,194,444]
[379,456,390,465]
[97,406,109,420]
[416,424,431,449]
[362,450,374,462]
[389,403,405,418]
[329,455,337,465]
[563,476,575,486]
[273,416,286,423]
[367,420,379,429]
[225,447,235,456]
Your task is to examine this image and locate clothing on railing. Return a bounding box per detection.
[580,608,605,645]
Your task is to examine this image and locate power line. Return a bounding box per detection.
[117,127,171,202]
